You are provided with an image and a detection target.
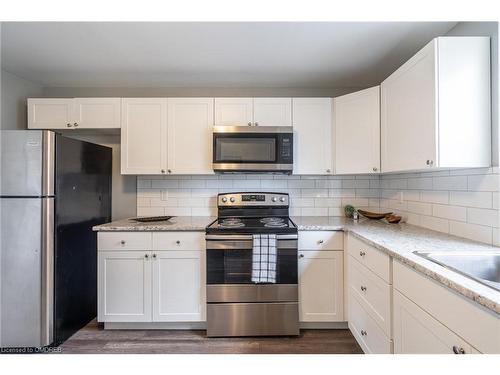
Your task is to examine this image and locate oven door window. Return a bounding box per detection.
[207,248,297,284]
[214,136,277,163]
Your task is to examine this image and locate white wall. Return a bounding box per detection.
[1,69,43,130]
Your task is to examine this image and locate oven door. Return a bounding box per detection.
[212,126,293,173]
[205,234,298,285]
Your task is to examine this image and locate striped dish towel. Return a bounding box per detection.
[251,234,277,283]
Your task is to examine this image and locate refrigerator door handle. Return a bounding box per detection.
[41,197,54,346]
[42,131,55,197]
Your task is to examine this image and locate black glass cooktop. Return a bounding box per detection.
[206,216,298,234]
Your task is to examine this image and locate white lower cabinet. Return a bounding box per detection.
[98,251,152,322]
[393,289,476,354]
[152,250,206,322]
[97,231,205,325]
[298,250,344,322]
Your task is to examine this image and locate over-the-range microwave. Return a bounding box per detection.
[212,126,293,174]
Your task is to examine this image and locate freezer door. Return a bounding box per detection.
[0,130,55,197]
[0,197,54,347]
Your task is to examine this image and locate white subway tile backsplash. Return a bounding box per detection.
[136,169,498,245]
[467,208,499,228]
[449,191,492,208]
[432,204,467,222]
[449,221,492,244]
[432,176,468,191]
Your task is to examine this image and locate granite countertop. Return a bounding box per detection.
[94,215,500,314]
[93,216,216,231]
[294,216,500,315]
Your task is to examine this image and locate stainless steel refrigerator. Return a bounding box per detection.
[0,130,111,348]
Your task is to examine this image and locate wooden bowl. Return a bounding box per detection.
[357,209,393,220]
[385,214,402,224]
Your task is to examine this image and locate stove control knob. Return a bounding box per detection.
[271,197,277,202]
[280,197,286,202]
[221,197,228,203]
[230,197,235,203]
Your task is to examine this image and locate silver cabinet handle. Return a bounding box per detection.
[360,330,367,336]
[176,240,181,245]
[453,346,465,354]
[120,240,126,245]
[373,167,378,172]
[299,254,304,258]
[152,254,157,259]
[168,169,172,174]
[144,254,149,259]
[318,239,324,244]
[426,160,434,166]
[161,169,166,174]
[66,123,72,127]
[360,286,367,292]
[359,251,366,257]
[247,122,252,126]
[73,122,79,127]
[326,169,331,173]
[254,122,259,126]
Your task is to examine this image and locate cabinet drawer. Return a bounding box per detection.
[98,232,152,251]
[348,255,392,337]
[394,261,499,354]
[347,234,391,283]
[348,293,393,354]
[299,231,343,250]
[153,232,205,251]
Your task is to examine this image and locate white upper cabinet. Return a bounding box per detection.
[73,98,121,129]
[27,99,74,129]
[167,98,214,174]
[335,87,380,174]
[381,37,491,173]
[28,98,121,129]
[215,97,292,127]
[121,98,168,175]
[292,98,333,175]
[253,98,292,126]
[214,98,253,126]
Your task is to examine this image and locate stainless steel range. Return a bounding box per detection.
[205,192,299,337]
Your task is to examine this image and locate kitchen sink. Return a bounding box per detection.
[413,251,500,292]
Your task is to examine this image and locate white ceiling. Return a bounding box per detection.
[1,22,457,88]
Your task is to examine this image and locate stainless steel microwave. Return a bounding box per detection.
[212,126,293,174]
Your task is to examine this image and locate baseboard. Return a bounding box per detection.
[104,322,207,330]
[104,321,348,330]
[299,322,348,329]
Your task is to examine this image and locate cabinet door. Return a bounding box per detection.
[292,98,333,175]
[214,98,253,126]
[167,98,214,174]
[335,87,380,174]
[120,98,167,174]
[98,251,152,322]
[73,98,121,129]
[298,250,343,322]
[152,251,206,322]
[27,98,74,129]
[253,98,292,126]
[381,40,437,172]
[393,290,474,354]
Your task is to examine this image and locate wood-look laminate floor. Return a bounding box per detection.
[59,320,363,354]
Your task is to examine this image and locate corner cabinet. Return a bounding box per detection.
[28,98,121,130]
[381,36,491,172]
[121,98,214,175]
[292,98,333,175]
[334,87,380,174]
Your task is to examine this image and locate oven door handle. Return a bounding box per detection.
[206,239,298,250]
[205,234,298,241]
